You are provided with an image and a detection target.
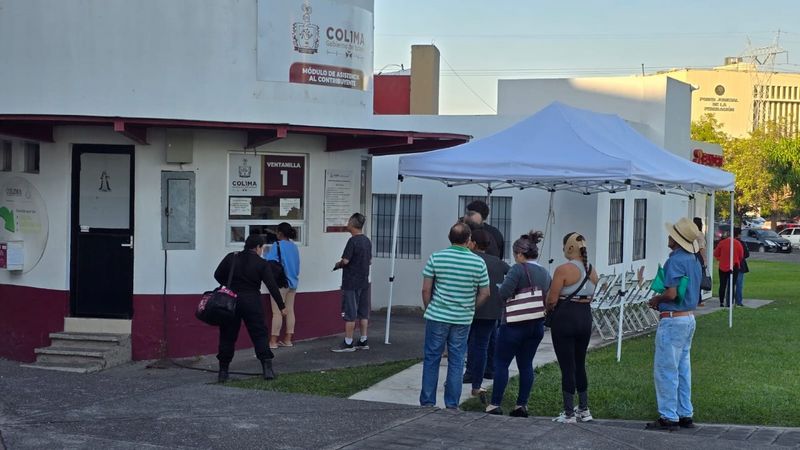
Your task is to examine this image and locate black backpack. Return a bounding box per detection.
[267,241,289,288]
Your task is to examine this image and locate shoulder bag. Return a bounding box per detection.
[697,254,713,292]
[267,241,289,288]
[544,264,592,328]
[505,263,546,323]
[196,253,239,326]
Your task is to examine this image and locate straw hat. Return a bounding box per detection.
[664,218,700,253]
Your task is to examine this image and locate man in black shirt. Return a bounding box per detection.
[331,213,373,352]
[466,200,506,260]
[213,235,285,382]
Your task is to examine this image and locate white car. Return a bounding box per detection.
[778,228,800,249]
[744,216,767,228]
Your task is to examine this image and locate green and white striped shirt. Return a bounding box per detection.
[423,245,490,325]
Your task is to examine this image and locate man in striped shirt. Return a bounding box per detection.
[420,222,490,409]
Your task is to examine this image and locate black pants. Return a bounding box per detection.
[718,268,739,306]
[217,293,273,365]
[550,301,592,395]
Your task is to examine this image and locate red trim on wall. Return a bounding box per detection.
[0,285,69,362]
[131,289,344,360]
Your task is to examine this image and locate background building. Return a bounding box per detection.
[659,59,800,137]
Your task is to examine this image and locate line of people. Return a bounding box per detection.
[420,214,705,429]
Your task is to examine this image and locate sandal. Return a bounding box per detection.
[278,341,293,347]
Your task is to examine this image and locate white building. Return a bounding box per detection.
[370,75,716,310]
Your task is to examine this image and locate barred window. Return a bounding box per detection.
[633,199,647,261]
[24,142,39,174]
[459,195,512,258]
[1,141,11,171]
[608,199,624,265]
[371,194,422,259]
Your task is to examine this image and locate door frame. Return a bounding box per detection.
[69,144,136,318]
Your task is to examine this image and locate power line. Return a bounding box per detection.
[439,52,497,113]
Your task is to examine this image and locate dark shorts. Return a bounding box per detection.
[341,288,370,322]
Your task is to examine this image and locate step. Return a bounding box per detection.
[20,360,105,374]
[34,346,108,366]
[64,318,131,334]
[49,332,129,350]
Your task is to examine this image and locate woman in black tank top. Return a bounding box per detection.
[546,232,599,424]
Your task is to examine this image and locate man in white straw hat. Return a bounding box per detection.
[645,217,702,432]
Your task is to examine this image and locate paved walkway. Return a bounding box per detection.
[349,300,772,408]
[1,359,797,449]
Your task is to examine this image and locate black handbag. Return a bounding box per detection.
[697,254,713,292]
[267,241,289,289]
[544,264,592,328]
[196,253,239,326]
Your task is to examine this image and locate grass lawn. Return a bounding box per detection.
[462,260,800,427]
[227,359,419,398]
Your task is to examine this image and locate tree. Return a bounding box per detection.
[691,114,800,227]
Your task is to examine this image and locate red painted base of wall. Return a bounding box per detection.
[0,284,344,362]
[131,289,344,360]
[0,284,69,362]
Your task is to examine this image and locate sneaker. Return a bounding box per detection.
[331,341,356,353]
[574,407,594,422]
[678,417,696,428]
[510,406,529,418]
[485,405,503,415]
[356,338,370,350]
[645,417,679,431]
[552,412,577,424]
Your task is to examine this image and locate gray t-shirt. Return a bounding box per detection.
[341,234,371,290]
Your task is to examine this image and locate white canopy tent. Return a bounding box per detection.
[384,102,736,360]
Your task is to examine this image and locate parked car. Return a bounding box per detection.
[778,228,800,249]
[740,228,793,253]
[713,222,731,248]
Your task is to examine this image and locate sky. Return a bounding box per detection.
[373,0,800,114]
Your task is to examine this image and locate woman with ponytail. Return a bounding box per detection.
[546,232,599,423]
[485,230,550,417]
[265,223,301,348]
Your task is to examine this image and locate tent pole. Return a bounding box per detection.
[616,184,631,362]
[547,190,555,270]
[706,193,715,295]
[729,191,734,328]
[385,175,404,345]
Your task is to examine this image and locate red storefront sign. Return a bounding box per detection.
[692,149,724,168]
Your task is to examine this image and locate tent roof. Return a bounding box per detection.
[398,102,734,195]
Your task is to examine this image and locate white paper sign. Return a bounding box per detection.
[228,154,263,196]
[324,169,354,232]
[280,198,301,216]
[229,197,252,216]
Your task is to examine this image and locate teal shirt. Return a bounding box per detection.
[422,245,490,325]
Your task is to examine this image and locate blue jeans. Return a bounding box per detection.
[466,319,497,390]
[654,315,696,421]
[420,319,470,408]
[735,272,745,306]
[491,320,545,407]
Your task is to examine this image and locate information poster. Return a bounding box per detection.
[324,169,353,232]
[280,198,301,216]
[228,154,263,196]
[229,198,252,216]
[0,177,49,273]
